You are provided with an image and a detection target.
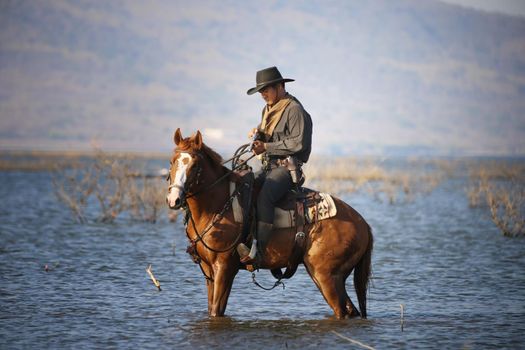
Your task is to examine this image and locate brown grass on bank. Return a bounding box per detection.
[52,167,97,223]
[303,156,445,204]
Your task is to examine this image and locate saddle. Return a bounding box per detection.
[230,171,337,279]
[230,174,337,229]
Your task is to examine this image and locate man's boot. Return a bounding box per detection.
[237,222,273,265]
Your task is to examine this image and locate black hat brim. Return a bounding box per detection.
[246,78,295,95]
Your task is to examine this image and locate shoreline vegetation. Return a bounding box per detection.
[1,150,524,237]
[0,149,169,172]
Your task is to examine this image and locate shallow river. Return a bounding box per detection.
[1,169,524,349]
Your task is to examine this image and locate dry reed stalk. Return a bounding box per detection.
[400,304,405,332]
[486,186,525,237]
[52,165,98,223]
[52,148,172,223]
[468,160,525,182]
[92,153,134,222]
[304,156,446,204]
[467,161,525,236]
[331,330,375,350]
[128,177,168,223]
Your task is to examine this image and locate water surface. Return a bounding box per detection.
[1,169,524,349]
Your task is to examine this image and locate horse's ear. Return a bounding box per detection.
[194,130,203,150]
[174,128,183,146]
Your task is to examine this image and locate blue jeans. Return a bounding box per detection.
[255,166,292,224]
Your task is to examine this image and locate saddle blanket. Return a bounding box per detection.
[230,182,337,229]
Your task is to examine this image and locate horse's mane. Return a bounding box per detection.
[199,143,224,167]
[175,138,224,168]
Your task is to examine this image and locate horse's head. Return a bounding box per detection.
[166,128,205,209]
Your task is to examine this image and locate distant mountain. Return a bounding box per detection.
[0,0,524,156]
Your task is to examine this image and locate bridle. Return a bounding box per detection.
[167,151,204,202]
[168,144,255,256]
[168,144,255,203]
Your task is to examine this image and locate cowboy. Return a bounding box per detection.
[237,66,313,265]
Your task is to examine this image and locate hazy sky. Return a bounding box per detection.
[441,0,525,17]
[0,0,524,156]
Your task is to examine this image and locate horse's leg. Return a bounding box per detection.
[209,264,237,317]
[304,262,349,319]
[206,279,214,315]
[200,262,214,315]
[337,268,361,317]
[345,297,361,317]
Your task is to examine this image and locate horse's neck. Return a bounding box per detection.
[186,165,229,224]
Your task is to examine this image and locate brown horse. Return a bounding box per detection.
[166,128,373,319]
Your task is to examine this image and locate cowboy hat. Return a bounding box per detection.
[246,66,294,95]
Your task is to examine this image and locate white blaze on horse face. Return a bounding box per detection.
[167,152,192,208]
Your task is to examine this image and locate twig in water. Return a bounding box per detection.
[400,304,405,331]
[146,264,162,291]
[331,330,375,350]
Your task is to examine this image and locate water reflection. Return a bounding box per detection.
[173,317,377,349]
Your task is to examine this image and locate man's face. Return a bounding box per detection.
[259,85,279,106]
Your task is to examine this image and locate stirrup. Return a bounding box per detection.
[236,241,257,271]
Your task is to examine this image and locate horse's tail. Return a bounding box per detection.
[354,224,373,319]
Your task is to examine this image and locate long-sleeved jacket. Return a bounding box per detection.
[258,96,313,163]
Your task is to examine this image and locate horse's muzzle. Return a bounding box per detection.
[166,192,184,210]
[167,198,182,210]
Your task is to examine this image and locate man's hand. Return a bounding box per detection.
[248,128,258,139]
[252,140,266,155]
